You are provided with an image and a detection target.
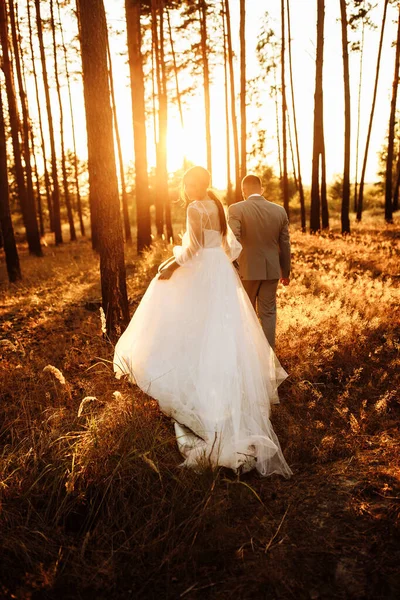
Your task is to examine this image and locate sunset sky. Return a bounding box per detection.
[24,0,399,191]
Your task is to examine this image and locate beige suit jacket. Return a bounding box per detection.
[228,195,291,281]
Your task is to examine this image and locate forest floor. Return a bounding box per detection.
[0,210,399,600]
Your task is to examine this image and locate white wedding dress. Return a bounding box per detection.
[113,200,292,478]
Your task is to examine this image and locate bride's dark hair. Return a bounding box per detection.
[182,166,228,237]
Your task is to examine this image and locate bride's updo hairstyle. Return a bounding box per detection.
[182,166,228,237]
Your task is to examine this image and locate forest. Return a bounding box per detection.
[0,0,399,598]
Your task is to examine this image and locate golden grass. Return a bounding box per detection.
[0,210,399,599]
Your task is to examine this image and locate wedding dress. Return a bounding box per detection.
[113,200,292,478]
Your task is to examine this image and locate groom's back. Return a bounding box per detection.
[228,195,290,281]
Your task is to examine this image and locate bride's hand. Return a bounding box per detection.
[158,267,174,280]
[158,256,175,273]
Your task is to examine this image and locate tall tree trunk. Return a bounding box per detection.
[30,128,45,237]
[0,83,21,282]
[340,0,351,234]
[273,68,283,181]
[393,135,400,212]
[385,7,400,224]
[151,0,165,236]
[287,0,305,231]
[76,0,130,340]
[281,0,289,216]
[27,0,53,232]
[225,0,241,202]
[287,112,297,189]
[222,0,232,204]
[357,0,389,221]
[125,0,152,252]
[392,125,400,212]
[106,37,132,244]
[0,1,42,256]
[9,0,42,249]
[159,5,173,242]
[310,0,326,233]
[353,2,365,213]
[15,1,44,238]
[240,0,246,178]
[167,8,187,170]
[56,0,85,236]
[199,0,212,177]
[321,133,329,229]
[35,0,63,244]
[50,0,76,242]
[151,35,158,152]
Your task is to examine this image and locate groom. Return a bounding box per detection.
[228,175,291,350]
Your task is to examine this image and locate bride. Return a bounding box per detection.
[113,166,292,478]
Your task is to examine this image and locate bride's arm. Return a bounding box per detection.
[158,256,176,273]
[158,205,203,280]
[222,224,243,262]
[158,259,180,280]
[172,205,203,266]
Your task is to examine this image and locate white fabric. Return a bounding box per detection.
[113,199,292,478]
[173,199,242,266]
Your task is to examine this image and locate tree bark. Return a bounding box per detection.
[0,83,21,282]
[222,0,232,204]
[357,0,389,221]
[321,133,328,229]
[30,127,45,237]
[199,0,212,177]
[0,0,42,256]
[225,0,241,202]
[106,36,132,244]
[281,0,289,216]
[273,63,283,181]
[125,0,152,252]
[50,0,76,242]
[15,0,44,238]
[159,5,173,242]
[353,2,366,213]
[310,0,326,233]
[35,0,63,244]
[240,0,246,179]
[393,142,400,212]
[8,0,42,253]
[385,7,400,223]
[56,0,85,236]
[287,112,298,189]
[340,0,351,234]
[76,0,130,341]
[287,0,305,231]
[27,0,53,232]
[167,8,187,170]
[151,0,166,236]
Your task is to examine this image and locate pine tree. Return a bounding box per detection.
[0,0,42,255]
[0,83,21,282]
[77,0,130,340]
[125,0,152,252]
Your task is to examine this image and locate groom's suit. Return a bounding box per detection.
[228,194,291,350]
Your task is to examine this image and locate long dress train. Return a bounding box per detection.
[113,200,292,478]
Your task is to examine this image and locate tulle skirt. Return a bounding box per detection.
[113,247,292,478]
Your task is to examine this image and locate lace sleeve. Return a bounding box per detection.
[223,224,243,262]
[173,204,203,266]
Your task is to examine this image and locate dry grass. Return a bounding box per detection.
[0,210,399,599]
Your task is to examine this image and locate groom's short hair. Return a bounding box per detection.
[242,175,262,189]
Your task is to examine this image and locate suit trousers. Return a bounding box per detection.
[242,279,279,350]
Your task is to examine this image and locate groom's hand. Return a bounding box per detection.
[280,277,290,286]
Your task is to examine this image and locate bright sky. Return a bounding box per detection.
[23,0,399,191]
